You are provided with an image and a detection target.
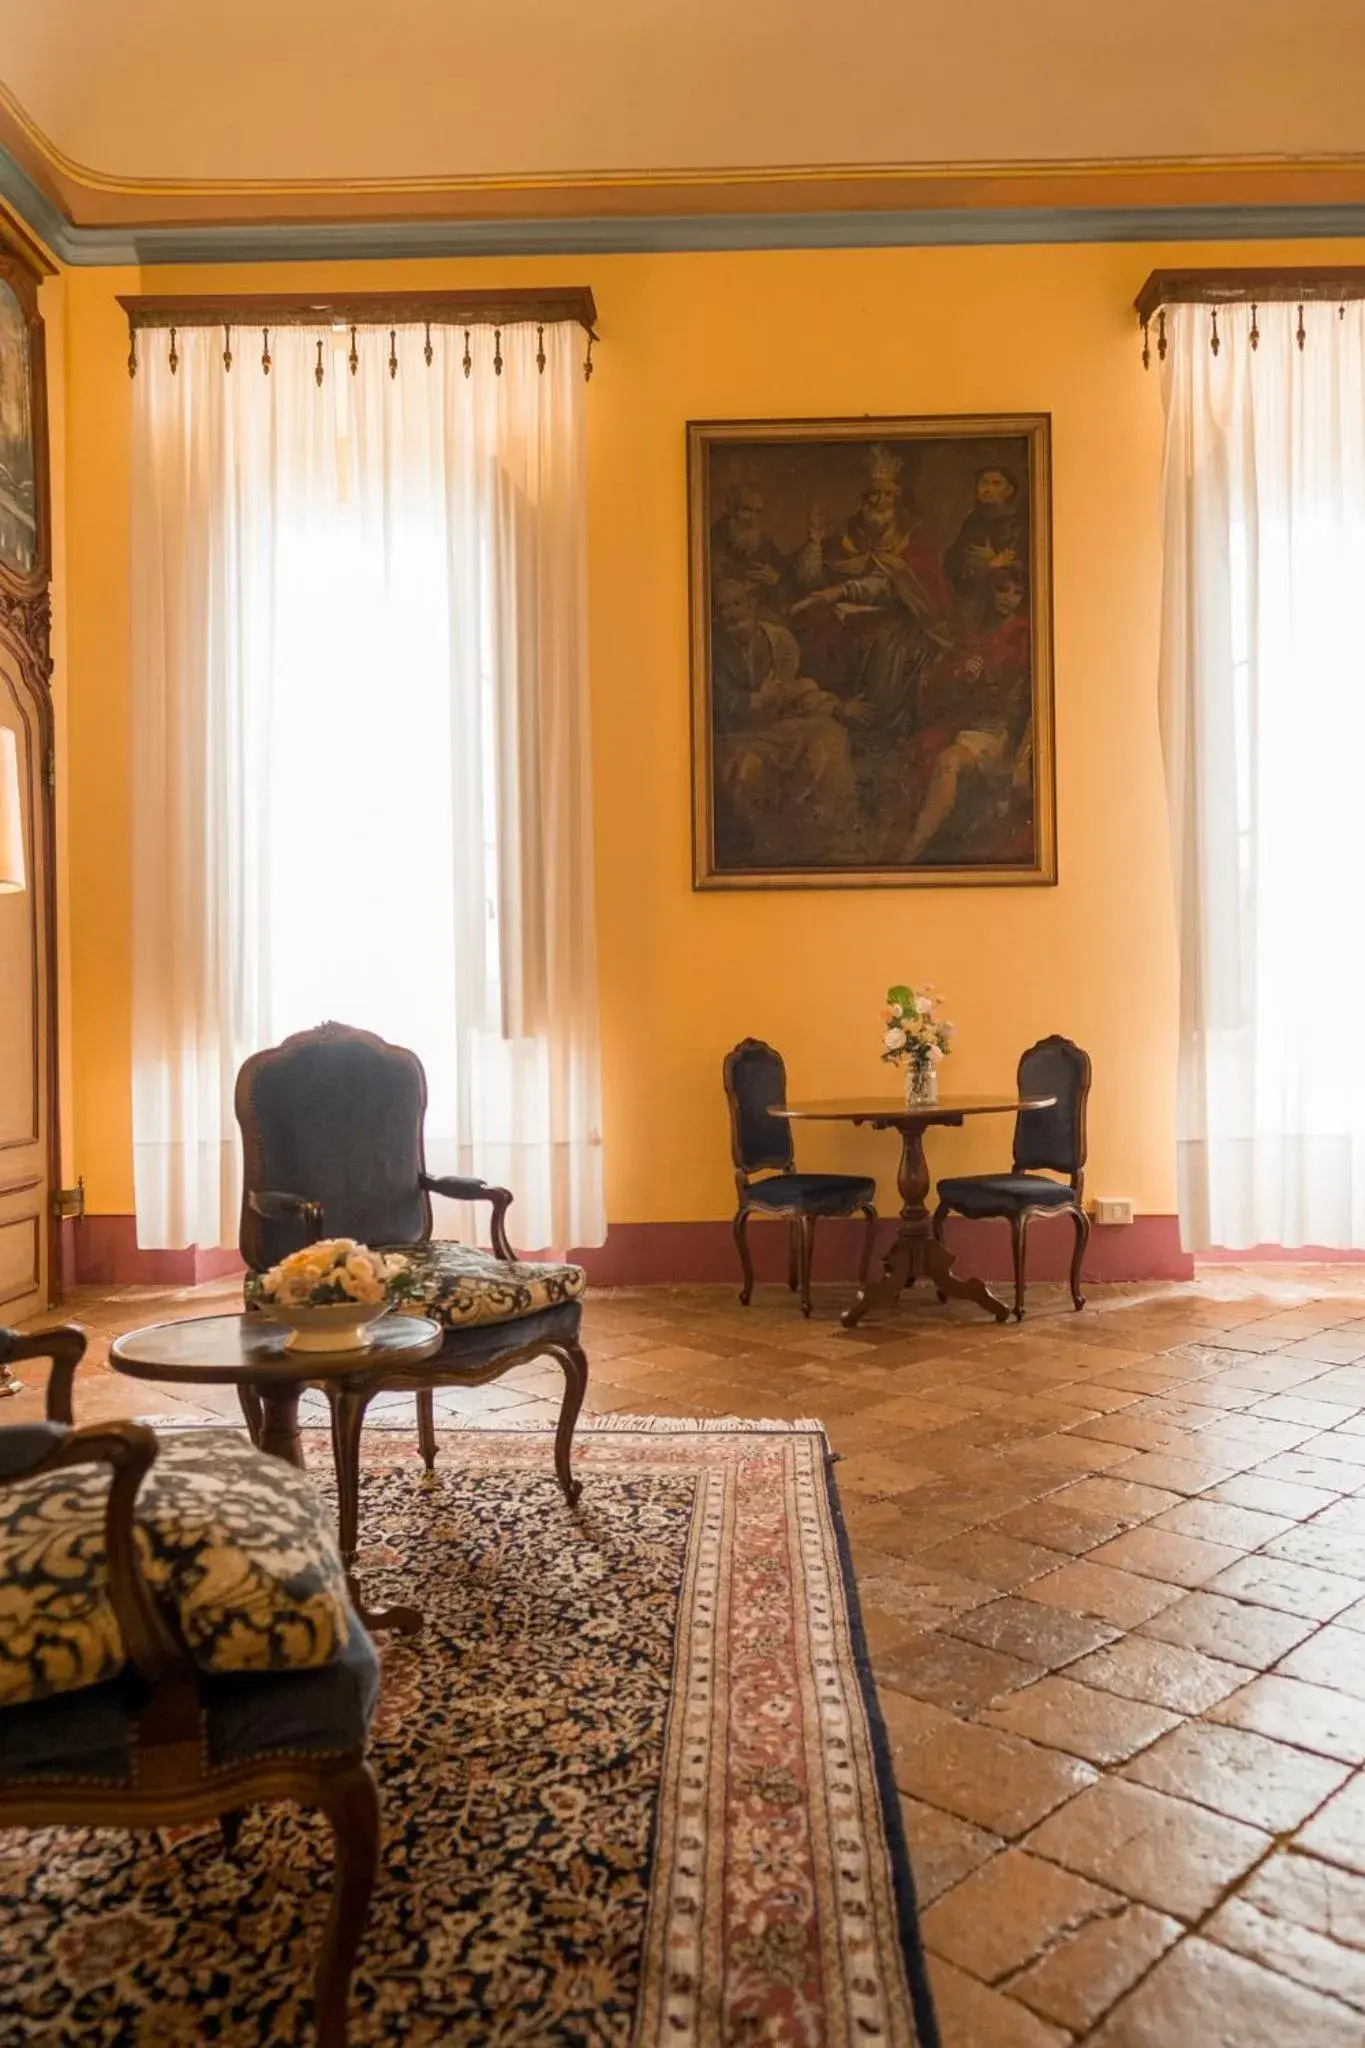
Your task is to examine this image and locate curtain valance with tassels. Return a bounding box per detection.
[1135,268,1365,368]
[118,287,598,383]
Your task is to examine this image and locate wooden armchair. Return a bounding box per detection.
[235,1023,590,1521]
[0,1325,381,2048]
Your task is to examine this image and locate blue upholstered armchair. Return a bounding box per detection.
[235,1022,590,1517]
[724,1038,879,1318]
[0,1324,381,2048]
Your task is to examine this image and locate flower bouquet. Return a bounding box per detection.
[881,983,954,1105]
[254,1238,413,1352]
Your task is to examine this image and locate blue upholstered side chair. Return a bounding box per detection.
[932,1034,1092,1321]
[0,1324,380,2048]
[724,1038,878,1318]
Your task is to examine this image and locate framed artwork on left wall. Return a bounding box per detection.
[688,414,1056,889]
[0,275,39,577]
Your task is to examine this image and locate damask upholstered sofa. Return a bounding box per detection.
[0,1323,381,2048]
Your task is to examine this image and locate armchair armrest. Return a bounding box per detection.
[248,1189,325,1240]
[0,1419,190,1686]
[0,1322,88,1424]
[420,1174,516,1262]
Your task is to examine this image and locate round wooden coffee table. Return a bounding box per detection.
[109,1311,443,1633]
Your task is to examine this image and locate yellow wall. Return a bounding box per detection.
[51,238,1340,1235]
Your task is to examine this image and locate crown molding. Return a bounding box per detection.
[7,144,1365,267]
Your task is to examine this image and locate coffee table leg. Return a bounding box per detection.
[257,1384,305,1467]
[326,1385,423,1637]
[237,1384,264,1447]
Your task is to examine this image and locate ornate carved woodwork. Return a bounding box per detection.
[0,213,56,1316]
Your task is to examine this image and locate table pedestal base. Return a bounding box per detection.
[840,1112,1011,1328]
[841,1222,1009,1328]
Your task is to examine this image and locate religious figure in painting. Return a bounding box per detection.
[0,280,36,576]
[944,465,1027,625]
[891,567,1034,864]
[693,419,1052,883]
[709,467,789,612]
[711,577,860,845]
[790,445,954,740]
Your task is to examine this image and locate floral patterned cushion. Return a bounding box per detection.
[384,1241,587,1331]
[0,1430,352,1708]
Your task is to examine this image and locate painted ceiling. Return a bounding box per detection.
[1,0,1362,190]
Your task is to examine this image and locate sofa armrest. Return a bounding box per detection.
[0,1419,190,1686]
[420,1175,516,1262]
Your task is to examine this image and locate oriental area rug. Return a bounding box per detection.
[0,1419,939,2047]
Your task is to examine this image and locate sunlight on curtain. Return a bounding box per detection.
[1159,299,1365,1248]
[131,323,604,1252]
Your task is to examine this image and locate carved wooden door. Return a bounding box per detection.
[0,226,55,1320]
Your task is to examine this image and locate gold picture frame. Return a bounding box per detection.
[688,414,1056,889]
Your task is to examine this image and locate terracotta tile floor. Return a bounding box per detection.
[17,1262,1365,2044]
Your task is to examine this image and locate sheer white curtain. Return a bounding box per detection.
[131,321,604,1252]
[1159,299,1365,1248]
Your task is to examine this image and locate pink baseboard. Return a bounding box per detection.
[68,1216,245,1288]
[63,1211,1192,1293]
[563,1213,1193,1287]
[1201,1243,1365,1264]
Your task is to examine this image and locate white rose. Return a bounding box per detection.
[884,1026,907,1051]
[928,1044,943,1063]
[342,1267,384,1304]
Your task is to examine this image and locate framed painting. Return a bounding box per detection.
[0,259,44,583]
[688,415,1055,889]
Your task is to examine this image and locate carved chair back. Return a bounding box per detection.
[723,1039,796,1193]
[237,1023,433,1271]
[1012,1036,1092,1192]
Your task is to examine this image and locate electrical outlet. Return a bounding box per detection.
[1092,1197,1134,1227]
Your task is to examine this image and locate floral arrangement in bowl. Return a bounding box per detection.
[255,1239,413,1352]
[881,983,954,1104]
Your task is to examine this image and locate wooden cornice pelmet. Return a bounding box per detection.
[117,286,599,380]
[1134,268,1365,365]
[116,286,597,334]
[1135,267,1365,323]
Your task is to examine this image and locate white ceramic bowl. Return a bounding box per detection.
[258,1299,394,1353]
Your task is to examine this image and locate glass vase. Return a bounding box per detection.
[903,1060,939,1107]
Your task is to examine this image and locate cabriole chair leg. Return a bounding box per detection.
[733,1209,755,1306]
[415,1390,437,1483]
[551,1340,589,1507]
[1069,1205,1090,1311]
[797,1214,817,1318]
[314,1761,381,2048]
[1009,1212,1030,1320]
[932,1199,951,1302]
[857,1204,878,1286]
